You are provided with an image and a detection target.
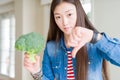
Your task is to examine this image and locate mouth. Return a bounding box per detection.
[64,27,71,30]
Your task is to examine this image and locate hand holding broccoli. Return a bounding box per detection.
[15,32,45,62]
[24,53,40,74]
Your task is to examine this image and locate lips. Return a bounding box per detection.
[64,27,71,30]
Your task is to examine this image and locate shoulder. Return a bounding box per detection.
[44,40,58,57]
[46,40,56,48]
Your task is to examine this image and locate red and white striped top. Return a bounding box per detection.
[67,51,75,80]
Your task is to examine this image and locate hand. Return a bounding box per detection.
[67,27,93,58]
[24,53,40,74]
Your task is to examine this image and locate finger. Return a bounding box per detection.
[35,56,40,66]
[24,62,34,68]
[25,52,28,54]
[71,41,85,58]
[72,46,80,58]
[24,58,33,63]
[24,55,37,65]
[35,55,40,61]
[24,53,30,58]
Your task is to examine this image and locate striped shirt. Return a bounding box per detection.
[67,51,75,80]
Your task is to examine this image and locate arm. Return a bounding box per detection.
[24,53,42,80]
[67,26,120,66]
[31,46,55,80]
[24,48,54,80]
[95,33,120,66]
[41,46,55,80]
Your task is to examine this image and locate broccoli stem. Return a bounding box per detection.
[29,53,36,63]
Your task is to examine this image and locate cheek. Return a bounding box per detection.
[72,13,77,26]
[55,18,61,26]
[55,21,63,31]
[70,18,77,27]
[55,21,60,28]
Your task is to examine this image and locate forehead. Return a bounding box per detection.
[54,2,76,14]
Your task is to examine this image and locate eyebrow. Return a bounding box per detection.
[54,9,73,15]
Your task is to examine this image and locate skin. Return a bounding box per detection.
[24,53,40,74]
[24,1,102,74]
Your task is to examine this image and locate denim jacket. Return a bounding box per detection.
[41,33,120,80]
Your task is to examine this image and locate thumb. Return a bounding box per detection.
[35,55,40,60]
[72,42,85,58]
[35,55,40,64]
[72,46,80,58]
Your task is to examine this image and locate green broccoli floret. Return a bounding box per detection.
[15,32,45,62]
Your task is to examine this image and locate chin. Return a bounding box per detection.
[64,32,71,36]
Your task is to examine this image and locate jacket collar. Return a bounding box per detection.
[59,36,73,51]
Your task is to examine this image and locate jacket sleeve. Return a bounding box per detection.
[31,46,54,80]
[41,45,55,80]
[95,33,120,66]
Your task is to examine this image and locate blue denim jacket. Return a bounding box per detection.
[42,33,120,80]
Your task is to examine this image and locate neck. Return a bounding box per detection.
[64,34,71,48]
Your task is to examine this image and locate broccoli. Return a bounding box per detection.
[15,32,45,62]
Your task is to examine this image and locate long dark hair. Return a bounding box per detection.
[47,0,109,80]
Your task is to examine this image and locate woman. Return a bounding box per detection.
[24,0,120,80]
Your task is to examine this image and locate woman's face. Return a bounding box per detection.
[54,2,77,36]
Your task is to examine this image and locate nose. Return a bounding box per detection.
[62,16,68,26]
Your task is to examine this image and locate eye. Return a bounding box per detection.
[55,16,61,20]
[68,13,72,16]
